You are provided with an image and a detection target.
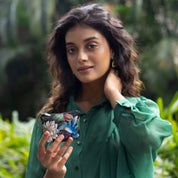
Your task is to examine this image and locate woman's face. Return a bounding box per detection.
[65,24,113,84]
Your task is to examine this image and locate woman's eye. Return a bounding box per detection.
[88,44,97,49]
[67,47,76,54]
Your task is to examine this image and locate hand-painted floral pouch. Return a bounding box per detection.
[39,110,80,143]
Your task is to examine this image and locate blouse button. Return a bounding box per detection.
[83,118,87,123]
[75,166,79,170]
[77,141,81,145]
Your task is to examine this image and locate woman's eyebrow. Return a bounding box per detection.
[65,42,74,46]
[84,36,98,42]
[66,37,98,46]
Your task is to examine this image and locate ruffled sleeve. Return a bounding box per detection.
[113,96,172,178]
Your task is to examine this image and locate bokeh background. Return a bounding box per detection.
[0,0,178,177]
[0,0,177,120]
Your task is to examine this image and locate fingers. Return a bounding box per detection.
[38,131,50,159]
[59,146,73,166]
[38,133,73,167]
[38,130,74,178]
[45,135,64,160]
[109,69,122,92]
[110,68,119,78]
[53,137,73,162]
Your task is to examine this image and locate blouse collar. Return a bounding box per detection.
[68,95,109,115]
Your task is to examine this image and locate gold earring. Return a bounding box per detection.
[111,60,117,68]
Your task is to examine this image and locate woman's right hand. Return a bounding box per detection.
[38,131,73,178]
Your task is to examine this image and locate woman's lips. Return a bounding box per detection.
[77,66,93,73]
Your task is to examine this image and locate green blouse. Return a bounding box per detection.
[25,96,172,178]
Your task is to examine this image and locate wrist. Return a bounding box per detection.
[44,170,65,178]
[105,89,125,109]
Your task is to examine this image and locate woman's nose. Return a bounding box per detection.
[77,49,88,62]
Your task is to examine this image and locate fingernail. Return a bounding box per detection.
[69,137,73,141]
[69,146,73,152]
[59,134,64,139]
[44,131,49,136]
[67,137,73,142]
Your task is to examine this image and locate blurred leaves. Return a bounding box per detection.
[113,0,178,104]
[0,0,177,119]
[154,92,178,178]
[141,39,178,103]
[157,91,178,119]
[0,0,54,120]
[0,111,35,178]
[0,0,57,46]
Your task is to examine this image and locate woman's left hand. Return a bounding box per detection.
[104,69,125,108]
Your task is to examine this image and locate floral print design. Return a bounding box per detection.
[42,121,58,143]
[40,110,80,143]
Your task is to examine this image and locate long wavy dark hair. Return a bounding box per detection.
[39,3,143,115]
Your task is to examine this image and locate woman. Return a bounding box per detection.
[25,3,172,178]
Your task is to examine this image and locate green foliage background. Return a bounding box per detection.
[0,0,177,120]
[154,92,178,178]
[0,111,35,178]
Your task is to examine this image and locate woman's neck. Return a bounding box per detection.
[78,84,104,101]
[75,77,106,112]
